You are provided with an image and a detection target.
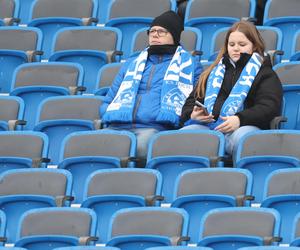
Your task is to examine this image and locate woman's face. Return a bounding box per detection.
[227,31,254,62]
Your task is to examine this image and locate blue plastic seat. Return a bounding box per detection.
[49,26,122,93]
[14,207,98,250]
[235,130,300,203]
[105,0,176,59]
[273,62,300,129]
[10,62,84,130]
[184,0,256,61]
[33,96,103,165]
[81,168,163,243]
[0,26,42,93]
[0,131,49,174]
[0,0,20,25]
[145,247,213,250]
[0,211,6,246]
[97,0,113,24]
[58,130,137,203]
[261,169,300,244]
[18,0,34,24]
[171,168,253,244]
[106,207,189,250]
[263,0,300,61]
[53,247,120,250]
[146,130,225,203]
[238,247,300,250]
[27,0,98,60]
[0,168,73,243]
[94,62,123,96]
[0,96,25,131]
[197,207,281,250]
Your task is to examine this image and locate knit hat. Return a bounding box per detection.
[150,10,184,45]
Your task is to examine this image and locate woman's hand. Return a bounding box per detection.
[190,106,215,123]
[215,115,240,133]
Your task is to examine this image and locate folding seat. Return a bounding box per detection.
[58,130,137,203]
[130,26,202,59]
[0,0,20,25]
[14,207,98,250]
[263,0,300,61]
[171,168,254,244]
[18,0,34,24]
[209,26,283,65]
[273,62,300,129]
[97,0,113,24]
[106,207,189,250]
[290,213,300,247]
[238,247,300,250]
[184,0,256,61]
[53,247,120,250]
[0,131,49,174]
[10,62,84,130]
[33,96,103,165]
[290,30,300,61]
[260,169,300,244]
[197,207,281,250]
[105,0,177,59]
[0,248,26,250]
[235,130,300,203]
[81,168,163,243]
[0,168,73,243]
[146,130,225,202]
[27,0,98,59]
[49,26,122,93]
[0,210,6,246]
[94,62,123,96]
[0,26,42,93]
[0,96,25,131]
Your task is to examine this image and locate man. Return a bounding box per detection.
[100,10,202,166]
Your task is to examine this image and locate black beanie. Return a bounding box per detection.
[150,10,184,45]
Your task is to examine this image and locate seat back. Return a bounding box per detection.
[0,0,19,24]
[97,0,112,24]
[109,207,188,239]
[30,0,97,19]
[200,207,280,239]
[0,96,24,131]
[17,207,97,239]
[0,210,5,245]
[18,0,34,24]
[263,0,300,22]
[94,62,123,96]
[291,30,300,61]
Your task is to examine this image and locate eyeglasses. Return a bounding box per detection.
[147,28,169,37]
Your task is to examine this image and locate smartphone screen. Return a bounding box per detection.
[195,100,209,115]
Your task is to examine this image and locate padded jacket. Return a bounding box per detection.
[180,53,283,129]
[100,52,202,130]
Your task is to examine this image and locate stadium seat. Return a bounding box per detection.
[0,131,49,174]
[0,0,20,25]
[97,0,113,24]
[263,0,300,61]
[145,247,213,250]
[53,247,120,250]
[106,207,189,250]
[94,62,123,96]
[0,26,42,93]
[0,168,73,243]
[235,130,300,203]
[273,62,300,129]
[49,26,122,93]
[171,168,253,243]
[0,211,6,246]
[184,0,256,61]
[10,62,84,130]
[209,26,283,65]
[81,168,163,242]
[290,30,300,61]
[261,169,300,243]
[105,0,176,59]
[130,26,202,59]
[18,0,34,24]
[0,96,25,131]
[58,130,137,203]
[238,247,300,250]
[14,207,98,250]
[146,130,225,202]
[27,0,98,59]
[197,207,281,250]
[33,96,103,165]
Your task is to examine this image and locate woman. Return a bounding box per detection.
[180,21,282,156]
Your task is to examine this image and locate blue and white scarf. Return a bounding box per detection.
[103,46,194,126]
[204,52,263,129]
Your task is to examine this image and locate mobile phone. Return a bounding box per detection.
[195,100,209,115]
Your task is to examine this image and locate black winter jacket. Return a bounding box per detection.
[180,53,283,129]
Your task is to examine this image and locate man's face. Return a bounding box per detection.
[148,26,174,46]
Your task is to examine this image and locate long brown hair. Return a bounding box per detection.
[195,21,266,98]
